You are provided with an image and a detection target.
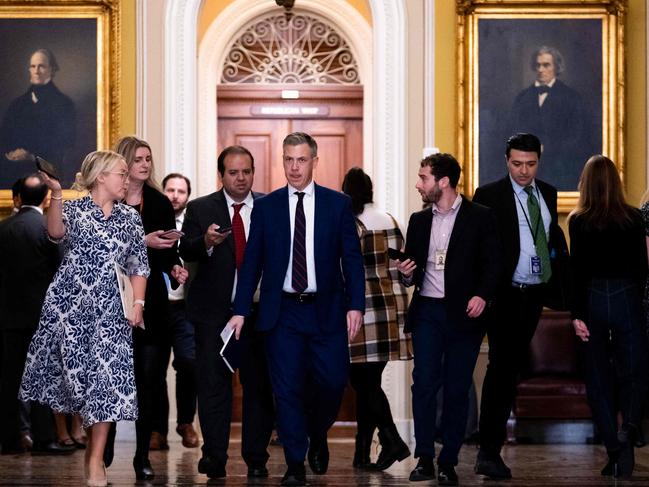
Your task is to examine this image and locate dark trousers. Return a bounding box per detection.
[133,330,169,459]
[1,330,55,449]
[478,284,545,454]
[265,297,349,465]
[410,297,483,464]
[151,300,198,434]
[349,361,395,435]
[195,307,274,467]
[580,278,648,452]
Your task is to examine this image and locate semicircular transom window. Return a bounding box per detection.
[221,11,360,85]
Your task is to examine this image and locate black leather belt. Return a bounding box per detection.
[511,281,544,290]
[282,292,317,303]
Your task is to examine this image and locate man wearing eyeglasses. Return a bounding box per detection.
[228,132,365,486]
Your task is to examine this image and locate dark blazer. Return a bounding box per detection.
[403,196,501,333]
[510,80,594,188]
[232,183,365,333]
[473,176,570,309]
[0,207,60,330]
[139,183,181,330]
[179,189,263,327]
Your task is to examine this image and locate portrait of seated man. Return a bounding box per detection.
[0,48,76,184]
[509,45,597,190]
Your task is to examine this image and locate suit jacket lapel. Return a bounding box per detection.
[278,186,292,264]
[501,177,520,253]
[313,184,327,283]
[214,190,235,255]
[419,209,433,267]
[447,196,469,257]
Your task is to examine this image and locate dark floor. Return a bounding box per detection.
[2,427,649,486]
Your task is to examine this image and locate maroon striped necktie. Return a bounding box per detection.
[291,192,307,293]
[232,203,246,270]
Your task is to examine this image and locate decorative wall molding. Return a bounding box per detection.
[164,0,202,183]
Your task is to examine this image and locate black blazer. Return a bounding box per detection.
[179,189,263,328]
[403,196,501,333]
[139,183,181,331]
[0,207,60,330]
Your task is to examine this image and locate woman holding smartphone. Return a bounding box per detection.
[20,150,149,486]
[111,136,188,480]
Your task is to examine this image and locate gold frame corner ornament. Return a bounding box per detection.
[0,0,121,211]
[456,0,626,213]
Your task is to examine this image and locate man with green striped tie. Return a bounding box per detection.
[472,133,565,480]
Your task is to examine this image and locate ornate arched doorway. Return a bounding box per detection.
[217,10,363,195]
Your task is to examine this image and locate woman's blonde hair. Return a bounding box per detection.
[569,154,634,229]
[114,135,159,189]
[78,150,125,191]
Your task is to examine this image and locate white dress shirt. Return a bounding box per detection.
[283,181,317,293]
[535,78,556,107]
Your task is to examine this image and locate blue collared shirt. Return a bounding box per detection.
[510,177,551,284]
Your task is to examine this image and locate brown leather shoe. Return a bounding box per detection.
[149,431,169,451]
[176,423,199,448]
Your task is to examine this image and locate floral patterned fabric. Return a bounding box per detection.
[19,195,149,427]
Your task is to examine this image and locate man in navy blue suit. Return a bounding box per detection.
[228,132,365,486]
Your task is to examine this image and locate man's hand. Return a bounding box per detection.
[572,319,590,342]
[171,264,188,284]
[5,148,31,161]
[347,310,363,341]
[204,224,231,249]
[228,315,245,340]
[396,258,416,278]
[466,296,486,318]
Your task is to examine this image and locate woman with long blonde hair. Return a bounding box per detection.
[569,155,648,479]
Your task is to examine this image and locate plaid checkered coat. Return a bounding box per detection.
[349,217,413,363]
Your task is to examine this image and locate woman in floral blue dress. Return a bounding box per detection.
[19,150,150,487]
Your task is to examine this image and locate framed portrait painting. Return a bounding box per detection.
[0,0,120,211]
[457,0,626,212]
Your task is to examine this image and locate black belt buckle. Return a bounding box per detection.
[511,281,528,290]
[284,292,316,303]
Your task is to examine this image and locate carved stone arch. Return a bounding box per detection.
[221,10,361,85]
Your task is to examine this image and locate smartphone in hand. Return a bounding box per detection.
[216,225,232,234]
[35,155,59,181]
[159,229,184,240]
[388,248,411,261]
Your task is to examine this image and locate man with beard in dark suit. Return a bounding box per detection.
[179,146,274,480]
[0,174,73,455]
[509,46,594,190]
[0,48,76,184]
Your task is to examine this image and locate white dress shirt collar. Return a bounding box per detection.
[287,180,315,198]
[224,190,254,209]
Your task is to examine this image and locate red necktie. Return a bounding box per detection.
[292,192,307,293]
[232,203,246,270]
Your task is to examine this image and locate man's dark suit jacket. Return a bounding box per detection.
[0,207,60,330]
[233,183,365,332]
[473,176,569,307]
[402,196,501,333]
[510,80,594,190]
[179,189,263,327]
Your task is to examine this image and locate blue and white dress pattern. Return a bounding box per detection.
[19,196,149,427]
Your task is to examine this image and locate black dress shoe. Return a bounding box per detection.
[133,456,155,480]
[103,422,116,468]
[438,463,459,486]
[198,456,226,479]
[474,450,512,479]
[281,464,306,486]
[601,458,619,477]
[307,438,329,475]
[373,424,410,470]
[31,441,76,456]
[617,426,636,479]
[247,465,269,478]
[409,456,435,481]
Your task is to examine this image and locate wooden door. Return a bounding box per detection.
[218,85,362,422]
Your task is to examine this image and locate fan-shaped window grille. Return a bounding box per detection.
[221,12,360,84]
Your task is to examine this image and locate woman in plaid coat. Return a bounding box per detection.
[343,167,413,471]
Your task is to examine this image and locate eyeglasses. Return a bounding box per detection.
[105,171,129,181]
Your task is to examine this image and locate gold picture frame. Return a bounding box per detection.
[0,0,120,214]
[457,0,626,212]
